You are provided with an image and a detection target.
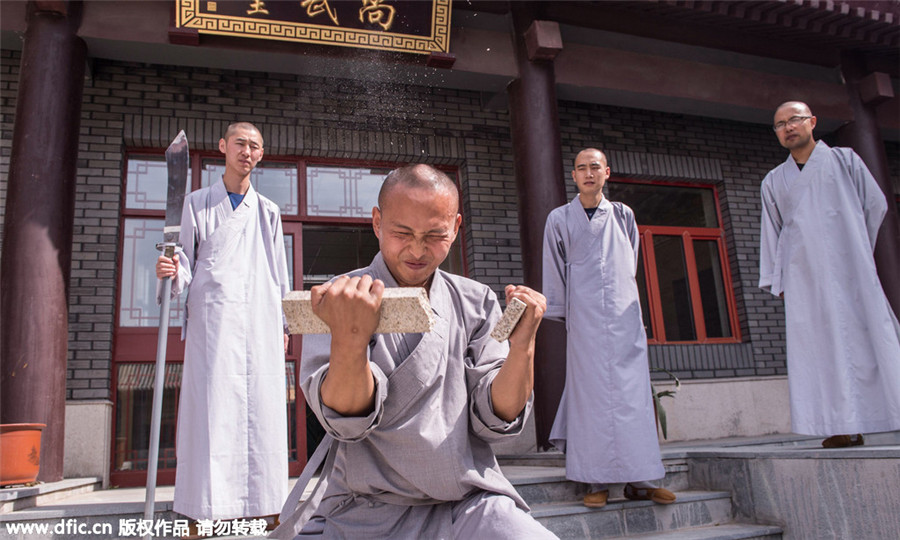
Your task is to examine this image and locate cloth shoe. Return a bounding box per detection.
[822,434,864,448]
[624,483,676,505]
[583,489,609,508]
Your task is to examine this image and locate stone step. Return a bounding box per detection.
[0,508,267,540]
[531,490,738,539]
[502,464,689,505]
[0,478,101,514]
[622,523,783,539]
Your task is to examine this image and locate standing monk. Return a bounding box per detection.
[276,164,556,539]
[156,122,290,524]
[542,148,673,508]
[759,101,900,447]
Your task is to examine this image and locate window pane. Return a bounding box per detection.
[301,225,465,288]
[203,160,299,215]
[114,363,181,471]
[636,256,653,340]
[653,235,696,341]
[305,165,387,218]
[113,362,299,470]
[608,183,718,228]
[302,225,381,288]
[125,157,168,211]
[693,239,732,338]
[119,218,185,327]
[440,235,465,276]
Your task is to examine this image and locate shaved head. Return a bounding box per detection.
[574,148,608,169]
[775,101,812,118]
[223,122,264,147]
[378,164,459,215]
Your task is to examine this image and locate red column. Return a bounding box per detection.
[836,51,900,319]
[1,1,86,482]
[506,3,568,449]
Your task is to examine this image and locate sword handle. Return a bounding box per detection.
[156,241,181,260]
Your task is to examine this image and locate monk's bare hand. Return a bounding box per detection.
[156,254,179,279]
[314,275,383,416]
[491,284,546,422]
[311,275,385,351]
[504,284,546,350]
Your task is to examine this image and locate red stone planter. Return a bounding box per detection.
[0,423,45,486]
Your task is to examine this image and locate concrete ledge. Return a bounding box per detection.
[0,478,100,514]
[688,435,900,539]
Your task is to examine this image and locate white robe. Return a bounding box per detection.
[759,141,900,436]
[163,179,290,520]
[278,253,555,539]
[542,197,664,484]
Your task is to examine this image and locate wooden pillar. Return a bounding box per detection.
[506,3,568,449]
[1,1,86,482]
[835,52,900,319]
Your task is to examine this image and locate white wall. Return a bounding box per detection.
[654,376,791,442]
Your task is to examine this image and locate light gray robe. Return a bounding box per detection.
[281,253,555,539]
[163,179,290,519]
[543,197,664,484]
[759,140,900,436]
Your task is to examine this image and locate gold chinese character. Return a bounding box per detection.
[247,0,269,15]
[301,0,339,26]
[359,0,395,31]
[207,1,217,12]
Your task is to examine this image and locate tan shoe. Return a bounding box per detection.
[822,434,864,448]
[583,489,609,508]
[624,483,676,505]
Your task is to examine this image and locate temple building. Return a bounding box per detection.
[1,0,897,488]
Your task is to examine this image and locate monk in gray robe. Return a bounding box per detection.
[542,148,673,508]
[275,164,556,539]
[156,122,290,523]
[759,101,900,447]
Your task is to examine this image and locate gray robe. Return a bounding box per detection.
[163,179,290,519]
[542,197,664,484]
[759,141,900,436]
[281,253,555,539]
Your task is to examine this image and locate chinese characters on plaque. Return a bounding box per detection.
[176,0,450,55]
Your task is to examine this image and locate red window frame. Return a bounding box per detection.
[610,178,742,345]
[111,151,465,486]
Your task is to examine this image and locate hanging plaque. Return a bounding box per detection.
[175,0,451,55]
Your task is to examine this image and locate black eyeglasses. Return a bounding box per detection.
[773,116,811,132]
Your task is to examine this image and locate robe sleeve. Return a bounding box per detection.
[622,203,641,275]
[542,210,567,322]
[269,207,291,332]
[299,333,389,443]
[848,150,888,250]
[156,193,195,303]
[758,174,783,295]
[466,288,531,442]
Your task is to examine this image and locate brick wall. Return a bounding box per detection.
[0,49,18,253]
[2,52,898,397]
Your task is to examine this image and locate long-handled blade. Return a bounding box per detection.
[144,131,189,535]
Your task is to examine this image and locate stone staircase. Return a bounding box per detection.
[500,455,782,539]
[5,432,900,539]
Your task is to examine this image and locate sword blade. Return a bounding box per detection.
[163,130,190,244]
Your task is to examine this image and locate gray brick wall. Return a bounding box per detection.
[0,49,18,255]
[2,51,898,397]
